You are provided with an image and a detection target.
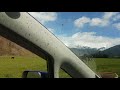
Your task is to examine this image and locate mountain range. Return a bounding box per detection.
[101,45,120,58]
[70,45,120,58]
[0,36,120,58]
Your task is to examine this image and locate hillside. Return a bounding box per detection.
[70,45,120,58]
[101,45,120,58]
[0,36,36,56]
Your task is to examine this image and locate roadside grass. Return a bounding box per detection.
[0,56,47,78]
[0,56,120,78]
[95,58,120,76]
[0,56,71,78]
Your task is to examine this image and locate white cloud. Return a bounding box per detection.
[90,18,103,26]
[74,16,90,28]
[57,32,120,49]
[90,12,118,27]
[74,12,119,28]
[103,12,118,20]
[113,14,120,21]
[113,23,120,30]
[28,12,57,24]
[90,18,109,27]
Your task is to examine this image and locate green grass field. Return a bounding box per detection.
[95,58,120,76]
[0,56,120,78]
[0,56,47,78]
[0,56,71,78]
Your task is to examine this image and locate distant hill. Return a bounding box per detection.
[70,47,98,57]
[1,35,119,58]
[70,45,120,58]
[101,45,120,58]
[0,36,36,56]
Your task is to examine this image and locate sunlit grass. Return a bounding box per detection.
[0,56,120,78]
[0,56,71,78]
[0,56,47,78]
[95,58,120,76]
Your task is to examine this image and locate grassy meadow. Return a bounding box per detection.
[0,56,71,78]
[95,58,120,76]
[0,56,120,78]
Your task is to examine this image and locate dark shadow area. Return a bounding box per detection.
[5,12,20,19]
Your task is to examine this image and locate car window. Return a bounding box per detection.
[29,12,120,78]
[0,12,120,78]
[0,36,47,78]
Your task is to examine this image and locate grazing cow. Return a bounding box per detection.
[11,57,15,59]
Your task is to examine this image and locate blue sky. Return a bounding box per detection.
[29,12,120,49]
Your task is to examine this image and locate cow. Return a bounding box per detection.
[11,57,15,59]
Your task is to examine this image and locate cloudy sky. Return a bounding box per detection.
[29,12,120,49]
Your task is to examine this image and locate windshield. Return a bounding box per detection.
[29,12,120,75]
[29,12,120,77]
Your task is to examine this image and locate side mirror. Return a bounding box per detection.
[22,70,48,78]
